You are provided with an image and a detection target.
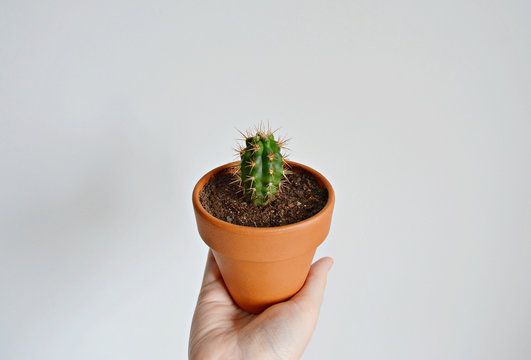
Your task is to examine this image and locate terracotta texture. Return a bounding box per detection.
[192,161,335,313]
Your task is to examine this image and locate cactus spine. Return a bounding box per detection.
[236,128,287,206]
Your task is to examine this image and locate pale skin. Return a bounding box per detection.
[189,250,334,360]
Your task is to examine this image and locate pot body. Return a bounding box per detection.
[192,161,334,313]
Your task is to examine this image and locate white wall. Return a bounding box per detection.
[1,1,530,359]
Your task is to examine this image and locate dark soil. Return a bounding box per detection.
[199,167,328,227]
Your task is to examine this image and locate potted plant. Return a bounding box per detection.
[192,125,335,313]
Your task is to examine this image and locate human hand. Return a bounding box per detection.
[188,250,333,360]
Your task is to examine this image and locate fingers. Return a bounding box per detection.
[291,257,334,312]
[201,250,221,286]
[196,250,238,307]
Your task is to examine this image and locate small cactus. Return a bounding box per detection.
[233,126,289,206]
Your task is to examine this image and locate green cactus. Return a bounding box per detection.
[235,128,288,206]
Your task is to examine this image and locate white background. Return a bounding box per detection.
[1,1,530,359]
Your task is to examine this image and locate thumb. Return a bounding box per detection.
[291,257,333,312]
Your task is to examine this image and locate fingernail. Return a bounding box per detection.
[327,258,334,271]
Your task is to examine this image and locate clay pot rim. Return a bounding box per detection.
[192,161,335,233]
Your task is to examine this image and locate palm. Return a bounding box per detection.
[189,251,333,360]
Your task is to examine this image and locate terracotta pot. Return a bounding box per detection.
[192,161,334,313]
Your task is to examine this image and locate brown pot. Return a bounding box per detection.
[192,161,335,313]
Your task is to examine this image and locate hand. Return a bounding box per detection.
[189,250,333,360]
